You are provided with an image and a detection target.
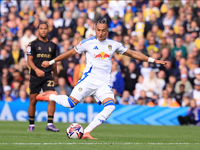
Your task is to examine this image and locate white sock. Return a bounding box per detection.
[29,124,35,127]
[84,105,115,133]
[47,123,53,126]
[49,94,76,108]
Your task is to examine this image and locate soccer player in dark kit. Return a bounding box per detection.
[27,22,59,132]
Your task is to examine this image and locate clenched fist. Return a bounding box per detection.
[41,61,50,68]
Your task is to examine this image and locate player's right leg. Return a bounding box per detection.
[37,79,94,108]
[28,93,38,131]
[36,92,79,108]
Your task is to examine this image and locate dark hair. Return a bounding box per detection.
[38,22,48,28]
[96,19,108,28]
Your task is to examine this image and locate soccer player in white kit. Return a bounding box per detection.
[36,19,168,139]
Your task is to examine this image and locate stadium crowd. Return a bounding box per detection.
[1,0,200,108]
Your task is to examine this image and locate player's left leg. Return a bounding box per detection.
[44,90,60,132]
[82,98,115,139]
[28,93,38,131]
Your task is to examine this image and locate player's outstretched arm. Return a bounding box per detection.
[41,48,78,68]
[123,49,169,67]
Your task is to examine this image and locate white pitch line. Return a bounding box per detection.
[0,143,200,145]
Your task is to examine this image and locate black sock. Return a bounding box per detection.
[29,116,35,125]
[48,116,53,124]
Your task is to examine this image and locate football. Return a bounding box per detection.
[66,123,84,139]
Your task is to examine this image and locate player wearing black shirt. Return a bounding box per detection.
[27,22,59,132]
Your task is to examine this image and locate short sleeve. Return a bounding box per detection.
[74,42,85,54]
[27,42,35,56]
[115,42,128,55]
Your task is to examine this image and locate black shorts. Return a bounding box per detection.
[29,74,55,94]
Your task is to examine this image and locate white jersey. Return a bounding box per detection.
[74,36,127,84]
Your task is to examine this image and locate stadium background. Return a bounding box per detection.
[1,0,200,125]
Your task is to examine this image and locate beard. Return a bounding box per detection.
[39,33,48,39]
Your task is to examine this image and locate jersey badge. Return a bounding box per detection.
[78,87,83,92]
[93,46,99,50]
[38,47,42,50]
[49,47,51,52]
[108,45,112,50]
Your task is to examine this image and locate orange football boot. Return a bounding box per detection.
[36,91,58,101]
[81,132,98,140]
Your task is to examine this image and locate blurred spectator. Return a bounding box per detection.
[11,41,24,64]
[2,85,14,102]
[19,5,34,19]
[63,1,80,20]
[140,62,152,79]
[183,34,196,54]
[1,0,18,15]
[119,90,135,105]
[85,20,96,38]
[143,71,162,98]
[190,79,200,107]
[181,93,190,107]
[98,7,111,26]
[157,70,166,89]
[73,54,86,86]
[47,18,58,40]
[122,3,135,27]
[107,0,126,18]
[175,84,185,106]
[159,36,172,53]
[178,99,200,126]
[0,49,14,68]
[15,90,29,103]
[63,10,76,33]
[174,26,186,41]
[53,10,64,28]
[85,1,100,23]
[111,61,124,96]
[162,8,175,33]
[10,80,20,99]
[158,89,176,107]
[134,75,144,100]
[20,1,34,12]
[76,17,86,37]
[171,37,187,58]
[55,77,72,96]
[145,35,159,55]
[20,28,36,60]
[77,1,87,14]
[124,62,140,95]
[136,90,148,105]
[166,83,176,98]
[132,10,146,37]
[174,74,193,94]
[183,13,192,33]
[143,0,160,21]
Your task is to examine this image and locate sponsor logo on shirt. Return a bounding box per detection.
[94,52,110,59]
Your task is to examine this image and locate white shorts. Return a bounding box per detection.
[70,76,114,103]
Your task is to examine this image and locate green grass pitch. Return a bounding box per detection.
[0,121,200,150]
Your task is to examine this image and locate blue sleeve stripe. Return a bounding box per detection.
[81,36,96,44]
